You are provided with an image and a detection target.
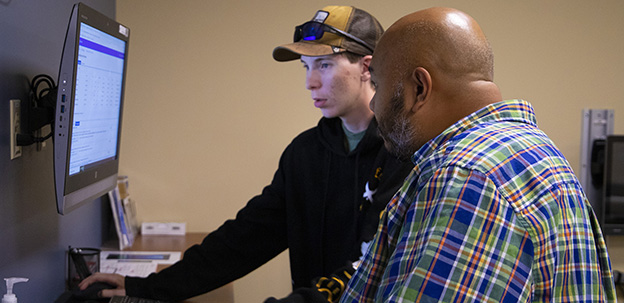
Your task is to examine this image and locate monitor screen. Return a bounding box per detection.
[69,23,124,175]
[54,3,129,215]
[602,135,624,234]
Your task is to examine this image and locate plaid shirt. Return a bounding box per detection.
[340,100,616,302]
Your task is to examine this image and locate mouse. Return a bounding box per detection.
[71,281,116,301]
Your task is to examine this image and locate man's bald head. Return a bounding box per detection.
[369,7,502,159]
[379,7,494,83]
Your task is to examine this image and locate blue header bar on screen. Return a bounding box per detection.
[79,37,125,59]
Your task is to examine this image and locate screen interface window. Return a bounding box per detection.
[69,23,125,175]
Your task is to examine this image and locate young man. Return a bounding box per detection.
[340,7,616,302]
[80,6,412,302]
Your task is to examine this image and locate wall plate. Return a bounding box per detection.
[141,222,186,235]
[10,99,22,159]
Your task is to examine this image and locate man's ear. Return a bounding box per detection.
[409,67,432,112]
[360,55,373,82]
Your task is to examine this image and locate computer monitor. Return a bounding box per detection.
[54,3,130,215]
[602,135,624,234]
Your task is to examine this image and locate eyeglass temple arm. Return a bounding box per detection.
[319,23,375,53]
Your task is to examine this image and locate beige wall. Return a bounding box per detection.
[116,1,624,301]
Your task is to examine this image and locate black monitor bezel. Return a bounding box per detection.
[601,134,624,234]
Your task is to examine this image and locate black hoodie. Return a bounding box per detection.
[125,117,413,301]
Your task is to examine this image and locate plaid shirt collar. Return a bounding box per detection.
[412,99,537,168]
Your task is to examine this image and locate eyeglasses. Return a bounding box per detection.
[293,21,374,53]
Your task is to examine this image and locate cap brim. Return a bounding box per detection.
[272,42,343,62]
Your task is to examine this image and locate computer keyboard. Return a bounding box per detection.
[109,296,169,303]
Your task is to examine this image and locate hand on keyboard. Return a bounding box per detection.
[72,282,116,300]
[78,272,127,298]
[110,296,169,303]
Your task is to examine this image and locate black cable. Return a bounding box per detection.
[31,74,56,100]
[17,74,57,146]
[31,74,55,105]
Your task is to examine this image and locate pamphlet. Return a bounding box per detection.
[100,251,181,277]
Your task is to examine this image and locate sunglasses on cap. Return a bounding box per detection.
[293,21,374,53]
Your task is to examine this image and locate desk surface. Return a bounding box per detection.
[119,233,234,303]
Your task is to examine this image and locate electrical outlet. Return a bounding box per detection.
[10,99,22,159]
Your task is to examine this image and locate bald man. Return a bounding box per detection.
[340,7,616,302]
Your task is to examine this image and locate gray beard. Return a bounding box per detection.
[383,112,420,162]
[378,85,423,162]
